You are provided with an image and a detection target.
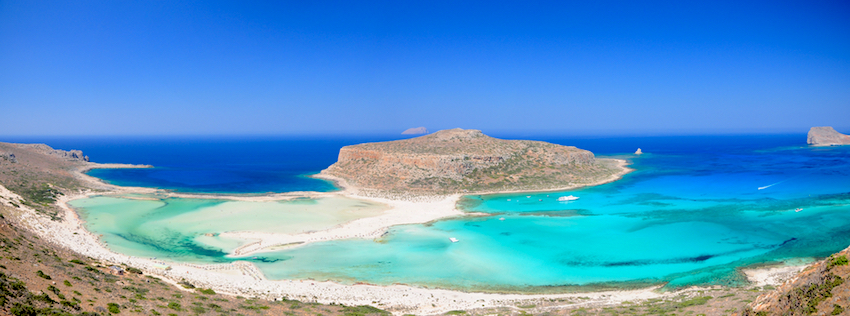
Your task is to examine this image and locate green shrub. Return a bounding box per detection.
[198,288,215,295]
[829,255,849,268]
[61,300,80,309]
[69,259,85,265]
[32,293,55,304]
[832,304,845,315]
[11,303,36,316]
[108,302,121,313]
[342,305,390,316]
[63,280,72,287]
[678,296,712,308]
[35,270,51,280]
[125,267,143,274]
[167,302,181,311]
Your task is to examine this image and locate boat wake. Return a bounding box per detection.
[758,181,785,190]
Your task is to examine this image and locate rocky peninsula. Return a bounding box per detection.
[322,128,628,195]
[807,126,850,146]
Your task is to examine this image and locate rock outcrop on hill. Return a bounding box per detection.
[0,152,16,163]
[322,128,624,194]
[807,126,850,146]
[29,143,88,161]
[401,127,429,135]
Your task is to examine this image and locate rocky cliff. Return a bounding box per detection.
[322,128,623,194]
[741,246,850,316]
[807,126,850,146]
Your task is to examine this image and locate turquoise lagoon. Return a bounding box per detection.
[70,196,388,262]
[67,136,850,293]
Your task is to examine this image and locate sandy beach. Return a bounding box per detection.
[0,160,810,315]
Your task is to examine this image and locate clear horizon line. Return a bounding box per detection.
[0,129,817,140]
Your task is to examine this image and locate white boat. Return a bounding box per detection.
[449,237,459,243]
[526,196,531,198]
[558,195,579,201]
[499,217,505,221]
[795,208,803,212]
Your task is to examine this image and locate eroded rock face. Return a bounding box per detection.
[15,144,90,162]
[807,126,850,146]
[323,128,615,194]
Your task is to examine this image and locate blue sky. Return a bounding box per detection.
[1,1,848,136]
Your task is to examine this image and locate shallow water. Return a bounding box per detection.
[65,135,850,292]
[252,144,850,292]
[70,195,388,262]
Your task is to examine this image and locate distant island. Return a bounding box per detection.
[401,126,428,135]
[322,128,629,195]
[808,126,850,146]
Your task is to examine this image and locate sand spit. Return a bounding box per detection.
[226,194,465,256]
[0,161,807,314]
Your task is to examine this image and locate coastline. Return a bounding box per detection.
[3,159,810,314]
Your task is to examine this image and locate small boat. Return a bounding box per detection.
[449,237,459,243]
[795,208,803,212]
[499,217,505,221]
[507,199,511,201]
[526,196,531,198]
[558,195,580,201]
[538,199,542,201]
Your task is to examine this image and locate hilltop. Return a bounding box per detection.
[322,128,628,195]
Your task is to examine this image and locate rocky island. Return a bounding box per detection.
[401,127,428,135]
[807,126,850,146]
[322,128,628,195]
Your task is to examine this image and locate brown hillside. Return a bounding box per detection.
[741,246,850,316]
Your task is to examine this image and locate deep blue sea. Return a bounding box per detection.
[9,134,850,292]
[5,135,408,193]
